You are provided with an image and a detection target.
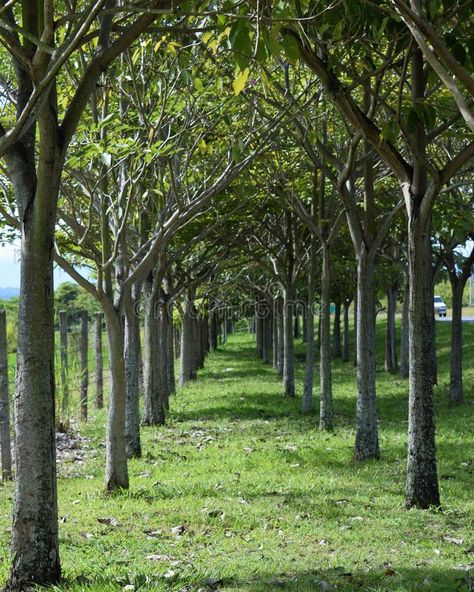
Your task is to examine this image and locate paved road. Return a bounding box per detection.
[436,316,474,323]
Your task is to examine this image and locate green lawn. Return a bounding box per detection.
[0,321,473,591]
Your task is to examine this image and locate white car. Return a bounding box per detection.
[434,296,447,317]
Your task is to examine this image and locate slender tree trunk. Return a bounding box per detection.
[124,298,141,458]
[180,309,198,386]
[293,309,301,339]
[0,309,12,481]
[103,306,129,491]
[80,311,89,422]
[448,278,464,404]
[405,211,440,508]
[302,237,317,413]
[273,305,279,370]
[283,286,295,398]
[332,301,342,358]
[262,307,271,365]
[302,313,307,343]
[166,305,176,396]
[159,300,170,411]
[400,270,410,378]
[174,326,180,360]
[342,298,351,363]
[277,299,284,378]
[354,251,380,460]
[319,245,333,429]
[385,284,399,373]
[58,310,69,422]
[94,313,104,409]
[210,309,218,350]
[142,280,164,425]
[256,307,263,358]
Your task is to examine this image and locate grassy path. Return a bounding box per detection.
[0,328,473,591]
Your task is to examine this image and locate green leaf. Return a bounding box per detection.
[281,35,299,65]
[232,68,250,95]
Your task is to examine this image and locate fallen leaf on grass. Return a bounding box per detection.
[171,525,186,536]
[443,536,464,545]
[97,517,119,527]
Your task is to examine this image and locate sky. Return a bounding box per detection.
[0,242,70,289]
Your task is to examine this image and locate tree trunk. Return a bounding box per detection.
[277,300,284,378]
[210,309,218,350]
[180,309,198,386]
[283,286,295,398]
[256,307,263,358]
[142,281,165,425]
[319,245,333,429]
[159,300,170,411]
[332,301,342,358]
[94,313,104,409]
[272,305,279,370]
[353,291,358,366]
[103,306,129,491]
[354,251,380,460]
[293,309,301,339]
[405,212,440,508]
[384,284,399,373]
[448,278,464,404]
[400,270,409,378]
[58,310,69,422]
[302,237,317,413]
[342,298,351,363]
[262,309,271,365]
[80,311,88,422]
[10,188,61,587]
[124,298,141,458]
[0,309,12,481]
[166,305,176,396]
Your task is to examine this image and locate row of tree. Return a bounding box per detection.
[0,0,472,589]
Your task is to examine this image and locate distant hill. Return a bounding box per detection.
[0,287,20,299]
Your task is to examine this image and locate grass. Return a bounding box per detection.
[0,320,473,592]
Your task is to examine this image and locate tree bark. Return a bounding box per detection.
[302,237,317,414]
[210,308,218,350]
[384,284,399,373]
[142,278,165,425]
[283,286,295,397]
[272,304,279,370]
[448,278,464,404]
[256,307,263,358]
[405,210,440,508]
[354,251,380,460]
[319,245,333,429]
[277,299,284,378]
[165,304,176,396]
[103,306,129,491]
[124,296,141,458]
[10,172,61,588]
[0,309,12,481]
[400,270,410,378]
[79,311,88,422]
[180,306,198,386]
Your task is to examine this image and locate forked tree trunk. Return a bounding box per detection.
[342,298,351,363]
[0,309,12,481]
[400,270,409,378]
[384,284,399,373]
[58,310,69,419]
[448,278,464,404]
[283,286,295,397]
[332,301,342,358]
[103,306,129,491]
[405,211,440,508]
[124,297,141,458]
[80,311,88,422]
[354,251,379,460]
[319,245,333,429]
